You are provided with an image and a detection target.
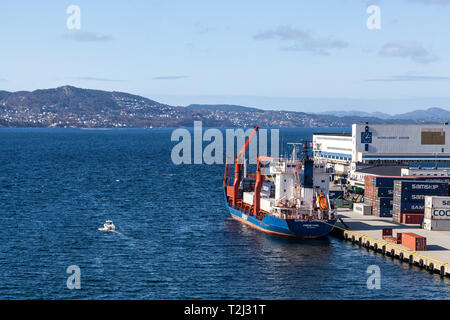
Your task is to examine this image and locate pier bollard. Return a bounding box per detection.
[366,241,370,250]
[358,237,362,247]
[351,235,355,244]
[390,249,395,258]
[373,243,378,252]
[344,233,348,241]
[399,252,404,262]
[382,245,386,255]
[429,263,434,273]
[419,259,424,267]
[409,255,414,265]
[440,266,446,277]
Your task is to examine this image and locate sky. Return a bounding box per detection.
[1,0,450,113]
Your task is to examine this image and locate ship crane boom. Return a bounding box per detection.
[225,126,259,206]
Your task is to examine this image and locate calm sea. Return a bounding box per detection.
[0,128,448,299]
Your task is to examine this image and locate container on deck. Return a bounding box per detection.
[260,182,275,198]
[243,191,254,205]
[241,177,256,192]
[260,198,273,213]
[402,233,427,251]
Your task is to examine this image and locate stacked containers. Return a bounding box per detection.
[393,180,449,224]
[240,177,256,192]
[423,196,450,230]
[364,176,395,217]
[364,175,450,220]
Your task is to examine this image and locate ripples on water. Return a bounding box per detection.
[0,128,448,299]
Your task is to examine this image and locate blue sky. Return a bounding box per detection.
[1,0,450,113]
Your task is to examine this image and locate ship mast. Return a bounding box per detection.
[287,142,303,161]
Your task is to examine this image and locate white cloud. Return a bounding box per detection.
[366,75,450,82]
[379,41,437,64]
[253,25,348,56]
[62,31,114,42]
[73,77,125,82]
[153,76,190,80]
[407,0,450,5]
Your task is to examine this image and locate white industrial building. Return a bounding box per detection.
[312,133,353,175]
[314,123,450,164]
[313,123,450,189]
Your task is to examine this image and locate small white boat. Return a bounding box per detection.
[98,220,116,232]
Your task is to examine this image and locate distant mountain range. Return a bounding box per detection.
[0,86,449,128]
[318,107,450,121]
[186,104,263,113]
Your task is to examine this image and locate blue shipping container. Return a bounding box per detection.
[375,198,393,207]
[396,181,448,194]
[373,176,450,188]
[376,187,393,197]
[394,191,447,202]
[261,182,275,197]
[373,206,392,217]
[392,202,425,213]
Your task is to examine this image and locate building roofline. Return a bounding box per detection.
[313,133,351,137]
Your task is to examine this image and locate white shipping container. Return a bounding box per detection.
[260,198,273,213]
[353,203,372,216]
[243,192,254,205]
[425,196,450,209]
[423,218,450,231]
[424,207,450,220]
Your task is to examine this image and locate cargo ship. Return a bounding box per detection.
[223,126,337,238]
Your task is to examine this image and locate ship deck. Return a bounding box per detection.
[335,208,450,277]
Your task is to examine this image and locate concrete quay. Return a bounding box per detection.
[332,209,450,277]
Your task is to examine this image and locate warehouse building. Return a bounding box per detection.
[313,123,450,188]
[312,133,352,176]
[314,123,450,164]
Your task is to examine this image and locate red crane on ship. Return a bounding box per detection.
[224,126,259,206]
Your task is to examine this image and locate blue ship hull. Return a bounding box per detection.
[225,195,337,239]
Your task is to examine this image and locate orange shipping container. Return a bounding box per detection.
[402,233,427,251]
